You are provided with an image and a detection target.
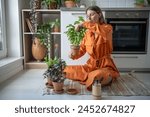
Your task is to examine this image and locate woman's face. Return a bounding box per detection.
[86,10,100,23]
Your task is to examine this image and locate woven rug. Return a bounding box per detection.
[42,73,150,96]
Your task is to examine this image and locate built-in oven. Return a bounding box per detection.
[105,11,149,54]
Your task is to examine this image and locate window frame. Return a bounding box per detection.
[0,0,7,59]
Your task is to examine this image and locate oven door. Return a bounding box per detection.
[107,19,147,54]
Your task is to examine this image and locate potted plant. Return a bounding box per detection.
[32,20,53,61]
[65,16,86,55]
[43,56,56,87]
[64,0,80,8]
[30,0,41,9]
[41,0,60,9]
[52,18,60,32]
[43,57,66,93]
[135,0,145,7]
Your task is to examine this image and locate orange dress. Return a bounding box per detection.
[64,21,120,90]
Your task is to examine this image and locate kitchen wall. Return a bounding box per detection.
[80,0,135,8]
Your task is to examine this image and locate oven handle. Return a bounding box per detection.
[113,56,138,58]
[71,12,86,15]
[109,21,146,24]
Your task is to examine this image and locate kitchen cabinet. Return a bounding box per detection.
[22,9,61,68]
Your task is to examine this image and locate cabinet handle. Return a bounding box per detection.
[113,56,138,58]
[71,13,86,15]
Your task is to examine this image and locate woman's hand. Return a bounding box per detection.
[75,23,83,31]
[68,52,74,59]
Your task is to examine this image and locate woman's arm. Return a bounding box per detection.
[75,22,84,31]
[106,24,113,53]
[69,36,86,60]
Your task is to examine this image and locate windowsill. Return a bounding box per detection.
[0,57,24,83]
[0,57,24,68]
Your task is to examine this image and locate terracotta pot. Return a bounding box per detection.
[49,2,57,9]
[53,25,60,32]
[44,77,53,87]
[70,45,80,56]
[65,1,76,8]
[32,37,47,61]
[52,82,64,91]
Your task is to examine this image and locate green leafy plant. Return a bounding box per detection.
[65,16,86,46]
[42,0,56,5]
[36,20,53,49]
[41,0,61,8]
[51,18,61,32]
[53,18,60,27]
[43,57,66,83]
[135,0,144,5]
[64,0,80,2]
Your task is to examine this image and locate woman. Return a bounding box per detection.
[64,6,120,90]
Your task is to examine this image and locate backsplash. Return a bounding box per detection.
[80,0,135,8]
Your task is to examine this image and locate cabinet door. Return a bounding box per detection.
[61,11,89,65]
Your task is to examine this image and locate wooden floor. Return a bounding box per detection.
[0,69,150,100]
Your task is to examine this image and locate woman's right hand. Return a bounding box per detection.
[75,23,83,31]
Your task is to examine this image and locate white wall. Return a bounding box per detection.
[0,0,30,83]
[5,0,30,57]
[80,0,135,8]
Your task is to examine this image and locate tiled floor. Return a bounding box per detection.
[0,69,150,100]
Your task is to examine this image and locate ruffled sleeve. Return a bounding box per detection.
[104,24,113,52]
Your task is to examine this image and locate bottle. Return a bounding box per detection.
[92,80,101,97]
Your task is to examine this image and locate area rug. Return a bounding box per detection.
[42,73,150,96]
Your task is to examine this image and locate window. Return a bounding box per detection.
[0,0,7,59]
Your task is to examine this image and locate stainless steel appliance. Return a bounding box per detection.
[105,11,149,54]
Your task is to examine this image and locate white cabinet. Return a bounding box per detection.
[112,54,149,70]
[61,11,89,65]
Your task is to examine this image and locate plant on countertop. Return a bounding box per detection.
[135,0,145,6]
[65,16,86,46]
[64,0,80,2]
[41,0,61,9]
[64,0,81,8]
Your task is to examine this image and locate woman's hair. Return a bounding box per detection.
[86,6,106,24]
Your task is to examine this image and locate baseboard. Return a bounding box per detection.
[0,57,23,83]
[118,68,150,72]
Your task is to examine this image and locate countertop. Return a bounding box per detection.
[61,7,150,11]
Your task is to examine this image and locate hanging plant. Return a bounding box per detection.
[29,0,41,34]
